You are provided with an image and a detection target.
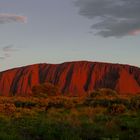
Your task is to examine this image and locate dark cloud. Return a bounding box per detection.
[0,56,5,60]
[0,13,27,24]
[75,0,140,37]
[0,45,18,60]
[3,45,18,52]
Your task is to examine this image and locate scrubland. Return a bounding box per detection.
[0,88,140,140]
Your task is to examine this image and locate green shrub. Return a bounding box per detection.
[130,95,140,110]
[14,101,36,108]
[117,115,140,140]
[108,104,126,115]
[89,89,118,99]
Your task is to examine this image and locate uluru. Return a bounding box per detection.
[0,61,140,96]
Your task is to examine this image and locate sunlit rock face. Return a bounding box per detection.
[0,61,140,96]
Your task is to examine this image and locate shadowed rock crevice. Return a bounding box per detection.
[53,64,66,85]
[39,64,50,83]
[10,68,25,95]
[94,67,120,90]
[84,64,95,91]
[62,64,74,93]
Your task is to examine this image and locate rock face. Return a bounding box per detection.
[0,61,140,96]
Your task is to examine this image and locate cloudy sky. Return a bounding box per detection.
[0,0,140,71]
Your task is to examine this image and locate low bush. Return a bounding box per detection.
[0,103,16,115]
[89,88,118,99]
[32,83,60,97]
[108,104,126,115]
[130,95,140,110]
[14,101,36,108]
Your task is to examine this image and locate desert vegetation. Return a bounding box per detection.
[0,87,140,140]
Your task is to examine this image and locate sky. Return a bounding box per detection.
[0,0,140,71]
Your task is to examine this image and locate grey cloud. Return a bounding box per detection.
[0,56,5,60]
[3,45,18,52]
[0,13,27,24]
[75,0,140,37]
[4,53,11,57]
[0,45,18,60]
